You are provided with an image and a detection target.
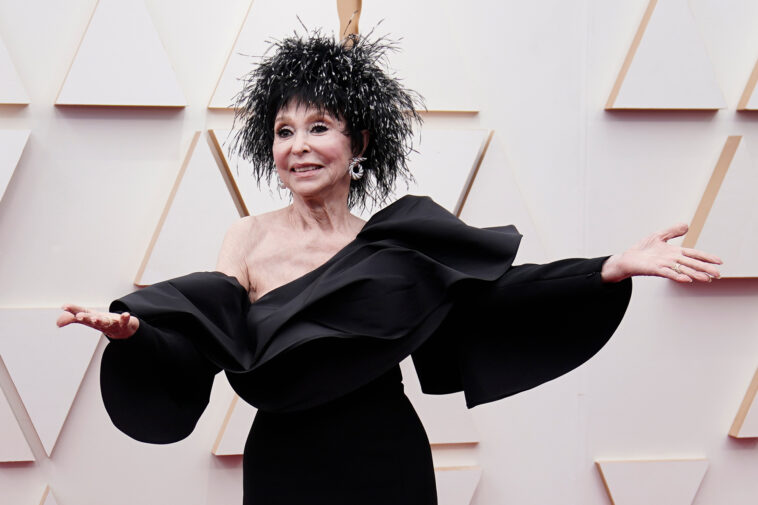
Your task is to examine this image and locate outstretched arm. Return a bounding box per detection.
[600,223,722,283]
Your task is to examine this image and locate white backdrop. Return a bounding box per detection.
[1,0,758,503]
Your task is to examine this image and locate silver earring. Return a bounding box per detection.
[277,175,286,190]
[348,157,366,180]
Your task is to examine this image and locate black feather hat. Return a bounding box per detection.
[230,30,424,209]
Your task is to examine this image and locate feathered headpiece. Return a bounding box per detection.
[230,30,424,209]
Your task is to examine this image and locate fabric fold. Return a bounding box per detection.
[101,195,631,443]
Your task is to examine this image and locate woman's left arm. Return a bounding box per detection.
[600,223,722,283]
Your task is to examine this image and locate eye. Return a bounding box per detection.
[310,122,328,134]
[275,126,293,138]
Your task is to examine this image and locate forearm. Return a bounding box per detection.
[600,254,629,283]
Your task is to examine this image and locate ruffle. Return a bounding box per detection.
[101,195,631,443]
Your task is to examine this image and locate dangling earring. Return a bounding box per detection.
[276,174,287,190]
[348,157,366,180]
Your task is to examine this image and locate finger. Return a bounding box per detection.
[681,247,723,265]
[657,264,692,283]
[61,304,89,315]
[100,314,116,329]
[658,223,689,242]
[677,257,721,279]
[56,312,77,327]
[77,312,113,331]
[676,262,711,283]
[119,312,131,326]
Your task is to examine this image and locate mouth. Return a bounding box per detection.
[291,164,323,173]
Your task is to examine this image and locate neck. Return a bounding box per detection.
[288,192,354,234]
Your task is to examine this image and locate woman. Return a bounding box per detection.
[58,33,721,504]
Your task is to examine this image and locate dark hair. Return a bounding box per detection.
[229,30,424,209]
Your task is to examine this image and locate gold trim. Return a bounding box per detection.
[134,132,201,287]
[729,367,758,438]
[737,59,758,110]
[212,395,240,455]
[456,129,494,217]
[682,136,741,248]
[208,129,250,216]
[606,0,658,109]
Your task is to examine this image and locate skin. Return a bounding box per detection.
[58,104,722,339]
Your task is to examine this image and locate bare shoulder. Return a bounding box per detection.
[215,209,290,290]
[216,216,256,289]
[220,216,256,253]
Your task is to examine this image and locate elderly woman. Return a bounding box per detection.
[58,33,721,505]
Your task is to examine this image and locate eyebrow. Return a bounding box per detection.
[274,110,332,125]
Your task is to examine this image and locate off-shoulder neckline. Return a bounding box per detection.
[214,195,430,306]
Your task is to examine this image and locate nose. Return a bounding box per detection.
[292,130,310,154]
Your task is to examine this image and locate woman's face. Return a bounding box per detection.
[272,102,354,200]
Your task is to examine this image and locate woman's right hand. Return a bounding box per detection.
[57,304,139,340]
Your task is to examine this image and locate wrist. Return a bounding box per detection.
[601,254,628,283]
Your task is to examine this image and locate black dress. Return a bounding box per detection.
[100,195,632,504]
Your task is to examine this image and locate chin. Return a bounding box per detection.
[290,180,348,200]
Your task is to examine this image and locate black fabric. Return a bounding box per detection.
[243,365,436,505]
[412,257,632,406]
[101,194,631,442]
[100,317,220,444]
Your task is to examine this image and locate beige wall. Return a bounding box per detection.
[2,0,758,503]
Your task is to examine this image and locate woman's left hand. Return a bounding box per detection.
[601,223,722,283]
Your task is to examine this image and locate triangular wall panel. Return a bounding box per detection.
[209,129,290,216]
[435,466,482,505]
[400,359,478,445]
[606,0,725,109]
[458,132,548,264]
[136,132,243,286]
[729,367,758,438]
[0,379,34,462]
[399,128,490,216]
[56,0,185,107]
[0,37,29,104]
[596,459,708,505]
[0,309,101,456]
[682,136,758,278]
[209,0,337,109]
[0,130,30,204]
[360,0,478,112]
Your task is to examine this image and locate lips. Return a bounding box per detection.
[291,164,322,173]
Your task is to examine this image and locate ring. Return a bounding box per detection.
[673,262,682,274]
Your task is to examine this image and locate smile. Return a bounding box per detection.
[292,164,322,173]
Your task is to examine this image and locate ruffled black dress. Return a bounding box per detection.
[100,195,632,505]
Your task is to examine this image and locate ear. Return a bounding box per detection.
[359,130,369,156]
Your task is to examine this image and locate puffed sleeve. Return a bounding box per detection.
[411,256,632,407]
[100,272,250,444]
